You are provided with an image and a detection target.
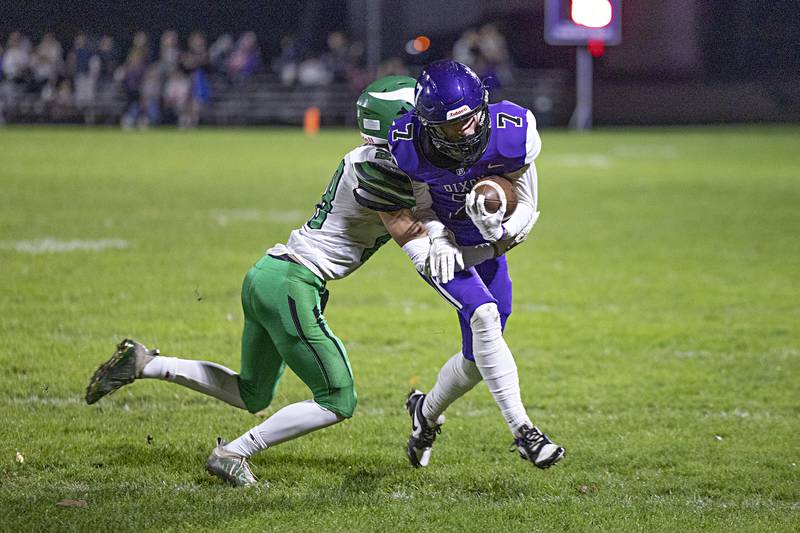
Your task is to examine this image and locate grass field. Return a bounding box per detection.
[1,125,798,531]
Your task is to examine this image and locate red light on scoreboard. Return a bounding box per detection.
[587,40,605,57]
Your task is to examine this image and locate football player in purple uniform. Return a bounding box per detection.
[389,59,565,469]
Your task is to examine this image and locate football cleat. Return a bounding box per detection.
[512,424,565,469]
[405,390,444,468]
[85,338,159,404]
[205,437,258,487]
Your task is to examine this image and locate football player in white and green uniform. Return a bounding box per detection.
[85,76,495,487]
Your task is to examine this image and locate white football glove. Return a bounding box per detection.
[429,230,464,285]
[465,190,506,242]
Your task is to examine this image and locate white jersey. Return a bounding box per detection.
[267,145,414,281]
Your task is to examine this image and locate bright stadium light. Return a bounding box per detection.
[571,0,613,29]
[545,0,621,45]
[544,0,622,130]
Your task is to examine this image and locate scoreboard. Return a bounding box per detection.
[545,0,622,46]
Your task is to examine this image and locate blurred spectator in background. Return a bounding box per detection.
[67,33,99,123]
[377,57,410,78]
[0,37,8,124]
[477,23,513,93]
[4,26,515,127]
[297,57,332,86]
[227,31,262,82]
[51,78,74,121]
[117,47,147,128]
[163,68,190,126]
[181,31,211,128]
[208,33,233,75]
[273,34,300,86]
[452,24,512,98]
[130,31,151,63]
[345,40,370,93]
[31,33,63,89]
[96,36,118,81]
[452,28,480,68]
[321,31,351,83]
[158,30,180,76]
[39,73,74,122]
[140,65,162,127]
[2,32,32,83]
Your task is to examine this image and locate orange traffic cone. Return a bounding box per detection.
[304,107,321,136]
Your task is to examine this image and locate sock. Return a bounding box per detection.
[470,303,532,433]
[141,356,246,410]
[422,351,482,425]
[225,400,344,457]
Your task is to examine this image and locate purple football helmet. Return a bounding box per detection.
[414,59,490,166]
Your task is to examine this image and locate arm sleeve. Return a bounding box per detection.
[503,162,538,238]
[411,181,449,238]
[503,109,541,238]
[523,109,542,165]
[461,244,495,268]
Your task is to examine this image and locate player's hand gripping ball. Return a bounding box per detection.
[465,175,518,243]
[470,176,518,221]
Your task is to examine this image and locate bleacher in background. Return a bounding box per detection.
[0,68,573,128]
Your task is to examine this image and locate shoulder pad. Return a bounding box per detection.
[388,115,422,178]
[352,158,415,211]
[491,101,534,161]
[371,146,394,162]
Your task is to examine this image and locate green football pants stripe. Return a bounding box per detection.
[237,255,356,418]
[287,295,332,391]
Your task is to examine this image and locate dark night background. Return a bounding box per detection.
[3,0,799,77]
[2,0,799,124]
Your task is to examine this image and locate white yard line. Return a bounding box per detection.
[549,154,612,168]
[209,208,307,226]
[0,238,129,254]
[612,143,678,158]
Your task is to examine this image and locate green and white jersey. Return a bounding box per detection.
[267,145,414,281]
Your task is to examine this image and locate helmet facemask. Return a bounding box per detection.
[419,93,490,166]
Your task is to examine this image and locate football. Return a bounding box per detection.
[470,175,518,220]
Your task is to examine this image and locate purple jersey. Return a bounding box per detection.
[389,100,537,246]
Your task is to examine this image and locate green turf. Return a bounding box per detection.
[1,125,798,531]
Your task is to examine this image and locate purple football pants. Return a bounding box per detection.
[421,255,512,360]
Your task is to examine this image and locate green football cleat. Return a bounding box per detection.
[205,438,258,487]
[85,338,158,404]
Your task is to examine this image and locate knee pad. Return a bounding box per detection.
[314,384,357,419]
[470,302,502,333]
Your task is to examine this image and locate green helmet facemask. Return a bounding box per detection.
[356,75,416,145]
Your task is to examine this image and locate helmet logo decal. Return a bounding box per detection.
[446,105,472,120]
[368,88,416,105]
[363,118,381,131]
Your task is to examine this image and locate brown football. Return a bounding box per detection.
[470,175,518,220]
